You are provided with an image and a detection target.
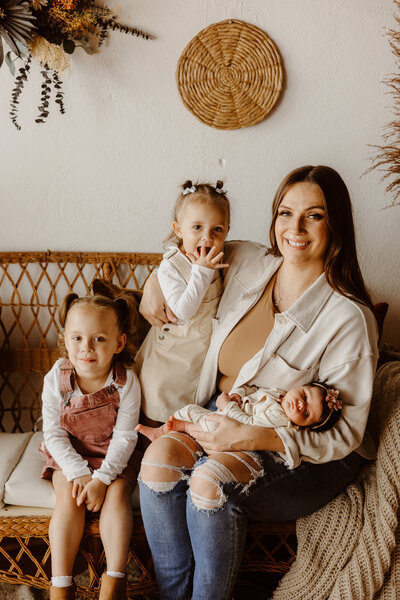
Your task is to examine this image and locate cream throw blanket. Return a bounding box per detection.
[272,360,400,600]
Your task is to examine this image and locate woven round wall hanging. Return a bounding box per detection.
[176,19,283,130]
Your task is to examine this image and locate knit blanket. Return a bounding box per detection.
[272,359,400,600]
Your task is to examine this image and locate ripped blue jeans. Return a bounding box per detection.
[139,428,364,600]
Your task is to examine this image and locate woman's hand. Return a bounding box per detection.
[72,474,92,502]
[139,272,178,327]
[77,477,107,512]
[186,414,284,454]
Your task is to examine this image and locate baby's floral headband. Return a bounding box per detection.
[310,383,342,431]
[325,388,343,411]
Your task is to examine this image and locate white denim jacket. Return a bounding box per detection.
[195,241,379,469]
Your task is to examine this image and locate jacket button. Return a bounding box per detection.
[278,316,286,324]
[159,333,165,340]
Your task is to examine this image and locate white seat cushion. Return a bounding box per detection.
[4,432,55,508]
[0,432,33,508]
[3,432,140,510]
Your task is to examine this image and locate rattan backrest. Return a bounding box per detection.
[0,251,162,432]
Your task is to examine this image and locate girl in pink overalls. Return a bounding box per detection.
[40,293,141,600]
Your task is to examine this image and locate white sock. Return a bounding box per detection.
[106,571,125,578]
[51,576,73,587]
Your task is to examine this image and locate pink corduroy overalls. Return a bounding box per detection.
[40,360,141,487]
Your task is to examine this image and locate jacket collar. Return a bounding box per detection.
[283,273,333,332]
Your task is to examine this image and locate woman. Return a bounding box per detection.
[138,166,379,600]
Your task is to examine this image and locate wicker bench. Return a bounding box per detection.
[0,251,296,599]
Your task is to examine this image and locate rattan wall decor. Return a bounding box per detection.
[176,19,283,130]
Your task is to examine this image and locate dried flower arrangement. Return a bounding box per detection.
[0,0,151,129]
[368,0,400,207]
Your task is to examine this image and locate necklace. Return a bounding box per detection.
[273,269,320,307]
[273,291,303,307]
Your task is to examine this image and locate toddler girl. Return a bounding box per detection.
[137,382,343,462]
[135,180,230,422]
[40,293,141,600]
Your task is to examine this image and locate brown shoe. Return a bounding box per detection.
[50,584,76,599]
[99,573,127,600]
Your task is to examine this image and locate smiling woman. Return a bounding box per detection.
[137,165,379,600]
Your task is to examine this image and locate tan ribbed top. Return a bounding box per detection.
[218,273,277,392]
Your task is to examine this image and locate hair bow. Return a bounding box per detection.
[182,185,197,195]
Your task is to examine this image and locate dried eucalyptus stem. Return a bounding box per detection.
[367,0,400,207]
[9,55,31,130]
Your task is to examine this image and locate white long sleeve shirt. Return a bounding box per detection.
[158,252,216,323]
[42,359,140,485]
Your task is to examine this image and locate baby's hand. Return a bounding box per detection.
[216,392,231,411]
[77,477,107,512]
[229,393,242,406]
[72,474,92,503]
[186,246,229,271]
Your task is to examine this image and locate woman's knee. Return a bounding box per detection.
[189,452,263,511]
[140,432,201,489]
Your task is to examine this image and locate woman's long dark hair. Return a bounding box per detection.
[269,165,375,313]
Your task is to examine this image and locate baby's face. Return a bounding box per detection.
[280,385,324,427]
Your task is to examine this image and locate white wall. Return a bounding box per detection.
[1,0,399,345]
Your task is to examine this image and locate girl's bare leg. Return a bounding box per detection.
[49,470,86,575]
[99,478,133,572]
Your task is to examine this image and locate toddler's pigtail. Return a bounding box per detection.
[182,179,193,191]
[114,294,139,366]
[58,293,79,358]
[114,295,136,332]
[59,293,79,328]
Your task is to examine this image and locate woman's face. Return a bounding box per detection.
[274,182,329,271]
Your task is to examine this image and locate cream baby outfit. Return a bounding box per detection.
[135,247,222,421]
[174,385,291,431]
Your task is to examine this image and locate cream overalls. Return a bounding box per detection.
[135,249,222,422]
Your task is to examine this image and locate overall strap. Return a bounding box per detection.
[59,359,75,394]
[164,247,192,285]
[114,362,127,387]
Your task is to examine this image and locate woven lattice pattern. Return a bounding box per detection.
[0,515,157,599]
[176,19,283,130]
[243,521,296,574]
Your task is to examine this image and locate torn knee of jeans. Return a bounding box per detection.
[188,462,232,510]
[188,453,265,510]
[189,482,227,510]
[139,459,190,493]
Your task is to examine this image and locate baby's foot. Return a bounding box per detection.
[165,415,178,431]
[165,415,192,435]
[135,423,166,442]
